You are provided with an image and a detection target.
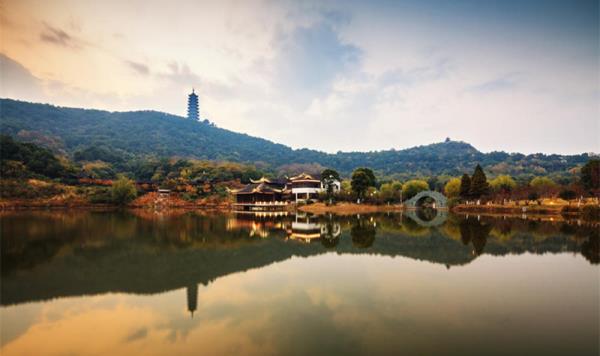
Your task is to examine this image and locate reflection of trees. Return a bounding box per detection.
[458,218,492,255]
[3,211,600,306]
[580,229,599,265]
[401,216,429,236]
[494,219,513,237]
[416,207,437,222]
[321,222,340,248]
[351,219,376,248]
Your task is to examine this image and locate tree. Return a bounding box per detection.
[530,176,556,197]
[444,178,461,198]
[459,174,471,199]
[402,179,429,200]
[469,164,489,199]
[380,181,403,203]
[353,168,376,186]
[489,175,516,192]
[321,168,341,201]
[351,170,373,201]
[581,159,600,190]
[111,175,137,205]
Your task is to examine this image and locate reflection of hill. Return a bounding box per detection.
[0,211,595,306]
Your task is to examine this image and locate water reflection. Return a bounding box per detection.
[1,210,597,307]
[1,210,598,355]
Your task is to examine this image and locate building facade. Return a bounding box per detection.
[289,173,323,202]
[232,173,340,210]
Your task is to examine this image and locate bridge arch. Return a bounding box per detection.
[404,209,448,227]
[405,190,448,209]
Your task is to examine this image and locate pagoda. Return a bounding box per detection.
[187,89,199,120]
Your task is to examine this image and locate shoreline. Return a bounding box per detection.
[1,199,598,221]
[297,202,404,215]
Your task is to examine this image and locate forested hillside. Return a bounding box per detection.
[0,98,593,180]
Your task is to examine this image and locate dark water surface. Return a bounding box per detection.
[1,210,598,355]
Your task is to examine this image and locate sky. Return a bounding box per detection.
[1,0,598,154]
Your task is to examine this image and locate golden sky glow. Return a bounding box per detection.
[2,254,597,355]
[1,0,598,154]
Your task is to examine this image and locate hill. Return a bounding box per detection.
[0,98,592,180]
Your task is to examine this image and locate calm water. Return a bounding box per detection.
[1,210,598,355]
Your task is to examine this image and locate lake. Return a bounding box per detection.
[1,210,598,355]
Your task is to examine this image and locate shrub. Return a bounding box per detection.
[88,187,113,204]
[111,175,137,205]
[581,205,600,221]
[558,189,577,201]
[447,197,461,209]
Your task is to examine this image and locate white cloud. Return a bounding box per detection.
[1,0,598,154]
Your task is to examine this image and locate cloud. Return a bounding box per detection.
[273,22,362,102]
[0,53,45,101]
[467,73,520,93]
[124,60,150,75]
[39,23,83,49]
[378,59,453,88]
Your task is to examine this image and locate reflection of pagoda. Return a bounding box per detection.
[187,89,199,121]
[187,284,198,318]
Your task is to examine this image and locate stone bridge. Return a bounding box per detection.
[405,190,448,209]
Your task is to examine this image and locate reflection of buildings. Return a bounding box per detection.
[187,284,197,318]
[227,213,288,238]
[288,214,322,242]
[226,213,341,243]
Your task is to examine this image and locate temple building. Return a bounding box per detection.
[232,173,339,211]
[289,173,323,202]
[231,177,289,211]
[187,89,199,120]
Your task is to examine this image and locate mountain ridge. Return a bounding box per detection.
[0,98,593,179]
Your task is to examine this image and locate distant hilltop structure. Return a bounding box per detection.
[186,89,215,126]
[187,88,199,120]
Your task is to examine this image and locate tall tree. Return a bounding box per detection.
[321,168,341,201]
[351,169,375,201]
[459,174,471,199]
[469,164,489,198]
[581,159,600,190]
[353,167,376,187]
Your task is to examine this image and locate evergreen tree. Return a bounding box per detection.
[351,170,371,201]
[581,159,600,190]
[469,164,489,198]
[459,173,471,199]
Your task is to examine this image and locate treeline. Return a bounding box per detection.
[317,161,600,206]
[0,98,593,180]
[0,135,267,203]
[1,133,599,209]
